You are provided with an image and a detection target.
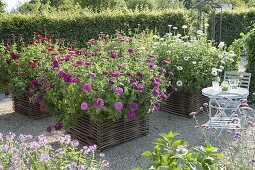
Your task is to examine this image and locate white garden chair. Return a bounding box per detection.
[224,71,251,90]
[207,92,243,135]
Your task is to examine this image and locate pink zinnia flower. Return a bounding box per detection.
[162,60,170,65]
[88,72,96,78]
[94,98,104,108]
[82,83,92,93]
[81,102,89,110]
[112,71,120,78]
[39,103,46,112]
[160,93,168,101]
[115,87,124,95]
[130,102,138,111]
[128,111,137,121]
[114,102,123,110]
[152,103,160,112]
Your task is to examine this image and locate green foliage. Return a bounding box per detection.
[208,8,255,45]
[0,9,190,47]
[0,0,5,13]
[154,29,237,94]
[125,0,156,10]
[135,131,223,170]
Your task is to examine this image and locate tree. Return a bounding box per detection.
[0,0,6,13]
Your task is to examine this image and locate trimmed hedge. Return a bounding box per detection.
[0,9,190,46]
[208,8,255,45]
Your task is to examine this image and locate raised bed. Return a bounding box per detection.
[161,92,208,117]
[13,97,51,119]
[67,115,149,150]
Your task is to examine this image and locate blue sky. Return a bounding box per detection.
[4,0,30,11]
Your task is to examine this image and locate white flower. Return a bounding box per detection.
[211,68,218,76]
[153,35,160,39]
[192,61,197,65]
[173,27,178,30]
[217,69,222,72]
[177,80,183,87]
[182,25,187,29]
[159,38,165,41]
[183,56,189,61]
[168,25,172,28]
[221,60,225,64]
[218,42,225,49]
[177,66,183,71]
[197,30,203,35]
[176,34,182,37]
[219,65,224,69]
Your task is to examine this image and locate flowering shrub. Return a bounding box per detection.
[134,131,223,170]
[0,32,171,127]
[0,132,109,169]
[153,27,237,94]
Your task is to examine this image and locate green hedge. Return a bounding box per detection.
[208,8,255,45]
[0,9,190,46]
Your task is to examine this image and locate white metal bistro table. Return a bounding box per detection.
[202,87,249,99]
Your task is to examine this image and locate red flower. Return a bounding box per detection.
[39,103,46,112]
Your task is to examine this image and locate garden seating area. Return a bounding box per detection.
[1,0,255,169]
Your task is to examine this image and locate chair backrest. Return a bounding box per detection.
[224,71,251,90]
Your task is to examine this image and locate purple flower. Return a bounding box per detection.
[128,48,135,53]
[73,60,85,67]
[137,71,143,77]
[130,102,138,111]
[168,71,174,76]
[102,160,110,167]
[134,84,144,91]
[31,79,38,86]
[115,102,123,110]
[110,52,118,59]
[152,89,160,97]
[118,64,125,69]
[94,98,104,108]
[172,87,178,92]
[126,72,132,77]
[158,68,164,75]
[11,156,20,163]
[148,63,155,69]
[115,87,124,95]
[52,60,60,69]
[152,103,161,112]
[160,93,168,101]
[102,70,110,75]
[112,71,120,78]
[128,111,137,121]
[54,122,63,131]
[130,78,137,85]
[162,60,170,65]
[70,77,80,83]
[81,102,89,110]
[88,72,96,78]
[8,167,18,170]
[39,154,50,162]
[82,83,92,93]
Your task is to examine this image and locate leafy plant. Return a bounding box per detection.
[134,131,223,170]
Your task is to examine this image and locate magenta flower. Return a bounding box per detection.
[112,71,120,78]
[168,71,174,76]
[88,72,96,78]
[130,78,137,85]
[115,87,124,95]
[81,102,89,110]
[102,70,110,75]
[39,103,46,112]
[126,72,132,77]
[152,103,161,112]
[94,98,104,108]
[82,83,92,93]
[130,102,138,111]
[128,48,135,53]
[31,79,38,87]
[162,60,170,65]
[118,64,125,69]
[160,93,168,101]
[134,84,144,91]
[52,60,60,69]
[115,102,123,110]
[110,52,118,59]
[158,68,164,75]
[54,122,63,131]
[137,71,143,77]
[128,111,137,121]
[148,63,155,69]
[172,87,178,92]
[152,89,160,97]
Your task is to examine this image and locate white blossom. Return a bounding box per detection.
[218,42,225,49]
[177,66,183,71]
[177,80,183,87]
